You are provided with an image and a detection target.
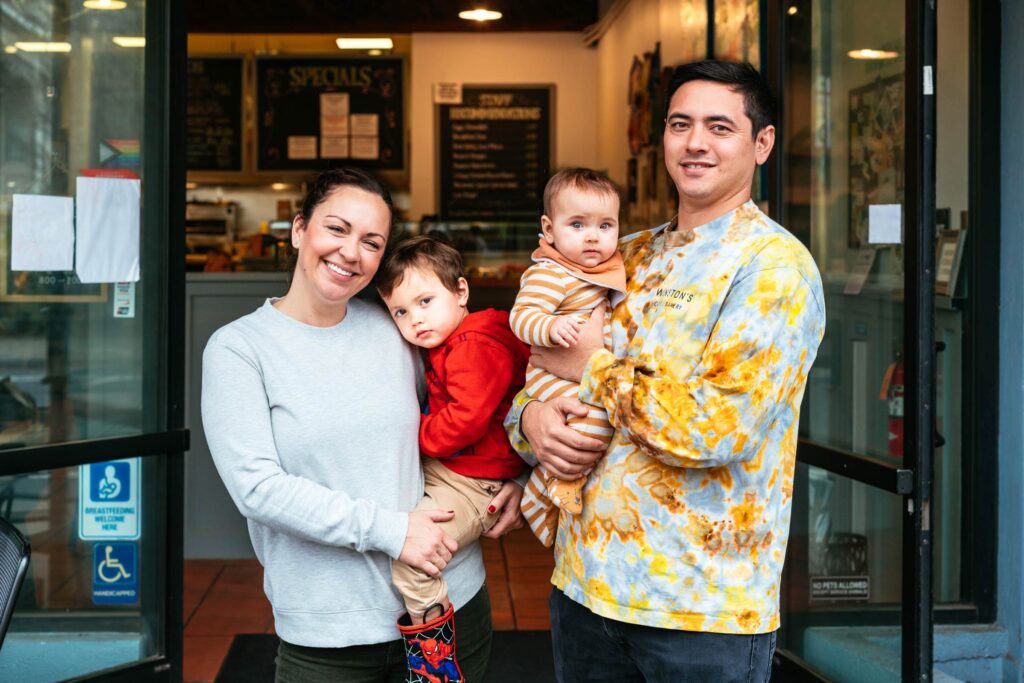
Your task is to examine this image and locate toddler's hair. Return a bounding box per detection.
[542,167,620,216]
[376,235,464,299]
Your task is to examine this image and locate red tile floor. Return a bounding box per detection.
[183,527,554,683]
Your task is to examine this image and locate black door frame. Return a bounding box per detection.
[0,0,187,680]
[765,0,941,680]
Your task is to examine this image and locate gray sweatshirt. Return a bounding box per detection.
[201,299,485,647]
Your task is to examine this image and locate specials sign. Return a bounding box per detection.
[256,57,404,171]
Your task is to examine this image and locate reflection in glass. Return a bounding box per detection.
[0,0,154,450]
[0,462,164,680]
[781,465,903,682]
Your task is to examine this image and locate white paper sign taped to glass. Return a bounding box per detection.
[92,542,138,605]
[10,194,74,272]
[79,458,141,540]
[74,177,141,283]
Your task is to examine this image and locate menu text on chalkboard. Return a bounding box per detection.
[186,57,243,171]
[256,57,404,172]
[438,86,552,220]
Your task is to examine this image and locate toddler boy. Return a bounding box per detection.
[378,235,529,682]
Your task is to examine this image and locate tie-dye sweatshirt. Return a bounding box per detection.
[505,201,825,634]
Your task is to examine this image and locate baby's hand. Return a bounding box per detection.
[549,316,581,348]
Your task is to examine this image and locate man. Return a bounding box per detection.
[505,60,826,682]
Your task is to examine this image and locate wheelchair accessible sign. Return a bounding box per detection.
[79,458,141,540]
[93,542,138,605]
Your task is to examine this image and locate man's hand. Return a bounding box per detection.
[530,305,605,382]
[522,397,605,480]
[549,316,581,348]
[482,480,525,538]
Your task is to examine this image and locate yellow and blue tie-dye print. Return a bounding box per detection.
[505,201,825,634]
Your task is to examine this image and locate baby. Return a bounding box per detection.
[377,235,529,681]
[510,167,626,547]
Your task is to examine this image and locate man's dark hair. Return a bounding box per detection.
[665,60,776,138]
[376,235,464,300]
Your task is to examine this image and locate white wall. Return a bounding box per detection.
[594,0,709,190]
[409,32,599,219]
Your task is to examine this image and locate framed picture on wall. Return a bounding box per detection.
[848,73,905,248]
[661,0,709,65]
[713,0,760,68]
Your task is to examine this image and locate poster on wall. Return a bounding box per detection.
[437,86,552,220]
[256,57,404,171]
[713,0,761,68]
[849,73,904,248]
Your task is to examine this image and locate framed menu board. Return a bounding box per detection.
[256,57,404,171]
[186,57,244,171]
[438,86,553,220]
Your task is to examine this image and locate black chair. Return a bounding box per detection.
[0,516,29,653]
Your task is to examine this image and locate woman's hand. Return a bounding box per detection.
[399,509,458,577]
[482,480,525,538]
[522,397,605,480]
[530,305,606,382]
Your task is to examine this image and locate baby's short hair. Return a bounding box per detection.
[542,167,620,216]
[377,235,464,299]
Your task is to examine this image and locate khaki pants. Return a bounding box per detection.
[392,458,502,617]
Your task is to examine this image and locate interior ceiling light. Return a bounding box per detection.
[336,38,393,50]
[4,46,17,53]
[270,183,290,191]
[113,36,145,48]
[848,48,899,60]
[368,49,383,56]
[14,42,72,52]
[787,6,798,15]
[83,0,127,9]
[459,9,502,21]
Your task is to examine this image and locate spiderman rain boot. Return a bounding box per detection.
[398,603,463,683]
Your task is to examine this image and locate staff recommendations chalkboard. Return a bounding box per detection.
[256,57,404,171]
[438,86,552,220]
[186,57,243,171]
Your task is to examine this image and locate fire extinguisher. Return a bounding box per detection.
[882,354,904,458]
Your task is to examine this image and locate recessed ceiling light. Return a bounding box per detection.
[368,49,383,56]
[112,36,145,48]
[848,48,899,60]
[14,42,72,52]
[3,46,17,54]
[787,6,798,15]
[270,183,291,191]
[459,9,502,21]
[336,38,394,50]
[83,0,127,9]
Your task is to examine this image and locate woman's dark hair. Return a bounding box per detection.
[665,60,776,138]
[286,167,395,286]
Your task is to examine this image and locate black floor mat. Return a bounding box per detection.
[215,630,555,682]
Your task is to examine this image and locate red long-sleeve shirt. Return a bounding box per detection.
[421,308,529,479]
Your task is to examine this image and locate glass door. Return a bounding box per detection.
[770,0,937,680]
[0,0,185,681]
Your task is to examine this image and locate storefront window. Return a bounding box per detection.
[1,0,157,451]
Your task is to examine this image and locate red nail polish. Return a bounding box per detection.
[487,505,496,513]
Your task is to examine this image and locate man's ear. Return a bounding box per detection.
[540,215,556,244]
[456,277,470,307]
[754,125,776,166]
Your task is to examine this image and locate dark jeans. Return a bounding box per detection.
[275,585,492,683]
[550,588,776,683]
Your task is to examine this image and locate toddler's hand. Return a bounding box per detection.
[549,316,581,348]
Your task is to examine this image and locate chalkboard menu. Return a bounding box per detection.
[256,57,404,171]
[186,57,243,171]
[438,86,552,220]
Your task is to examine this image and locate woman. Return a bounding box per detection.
[201,168,523,682]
